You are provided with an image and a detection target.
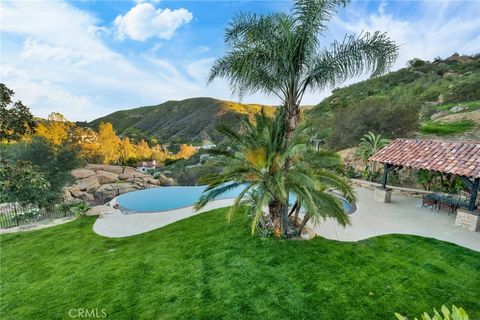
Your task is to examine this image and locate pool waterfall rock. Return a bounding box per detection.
[66,164,174,204]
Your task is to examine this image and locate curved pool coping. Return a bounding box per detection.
[93,187,480,252]
[113,188,356,215]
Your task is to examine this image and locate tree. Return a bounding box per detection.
[176,144,196,159]
[5,137,81,202]
[47,112,67,122]
[0,160,50,205]
[195,110,355,236]
[0,83,36,142]
[136,140,153,160]
[97,122,121,164]
[209,0,398,235]
[357,131,389,180]
[118,137,137,165]
[35,120,72,146]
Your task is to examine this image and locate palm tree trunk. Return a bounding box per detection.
[279,102,301,236]
[293,203,301,226]
[296,214,310,235]
[268,198,282,234]
[288,201,298,217]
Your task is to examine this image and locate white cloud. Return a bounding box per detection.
[334,1,480,70]
[197,46,210,53]
[114,3,193,41]
[0,0,478,122]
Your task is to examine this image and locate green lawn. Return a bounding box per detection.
[1,208,479,319]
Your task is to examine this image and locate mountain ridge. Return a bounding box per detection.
[88,97,276,144]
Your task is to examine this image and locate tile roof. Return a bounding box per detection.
[369,139,480,178]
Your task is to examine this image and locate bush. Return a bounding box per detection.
[328,97,419,149]
[420,119,475,135]
[1,137,81,202]
[395,304,469,320]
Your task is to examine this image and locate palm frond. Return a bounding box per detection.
[303,31,398,93]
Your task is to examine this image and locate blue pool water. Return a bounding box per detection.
[116,185,355,213]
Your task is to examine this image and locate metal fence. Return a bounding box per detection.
[0,201,76,229]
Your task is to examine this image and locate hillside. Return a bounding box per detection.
[89,97,276,144]
[307,53,480,149]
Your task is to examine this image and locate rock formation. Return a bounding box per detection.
[65,164,174,204]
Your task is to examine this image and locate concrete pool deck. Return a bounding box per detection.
[93,187,480,252]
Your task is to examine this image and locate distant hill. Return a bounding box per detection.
[89,97,276,144]
[307,53,480,149]
[90,54,479,148]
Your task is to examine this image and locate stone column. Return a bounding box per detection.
[374,187,393,203]
[455,209,480,232]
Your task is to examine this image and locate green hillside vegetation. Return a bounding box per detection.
[420,119,475,136]
[307,53,480,149]
[89,97,275,145]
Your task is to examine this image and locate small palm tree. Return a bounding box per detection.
[357,132,389,180]
[195,110,356,236]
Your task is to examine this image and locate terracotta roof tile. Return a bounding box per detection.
[369,139,480,178]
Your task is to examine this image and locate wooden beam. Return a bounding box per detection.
[461,176,473,191]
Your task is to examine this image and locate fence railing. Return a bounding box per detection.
[0,201,76,229]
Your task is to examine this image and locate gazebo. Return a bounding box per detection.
[369,139,480,231]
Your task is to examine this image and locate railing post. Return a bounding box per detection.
[13,204,19,226]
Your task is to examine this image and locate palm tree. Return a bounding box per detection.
[209,0,397,138]
[357,131,389,180]
[195,110,356,236]
[209,0,398,233]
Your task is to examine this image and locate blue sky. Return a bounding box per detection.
[1,0,479,121]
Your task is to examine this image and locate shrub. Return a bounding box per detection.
[420,119,475,135]
[328,97,419,149]
[395,304,469,320]
[69,202,90,216]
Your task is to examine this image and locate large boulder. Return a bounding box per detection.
[158,174,175,186]
[118,171,148,181]
[75,176,100,193]
[123,166,138,174]
[71,169,96,179]
[84,205,115,217]
[96,170,119,184]
[85,164,124,174]
[95,183,137,198]
[63,188,73,201]
[449,106,466,113]
[77,192,94,202]
[68,187,83,197]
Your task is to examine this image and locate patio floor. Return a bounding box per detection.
[93,187,480,252]
[313,188,480,252]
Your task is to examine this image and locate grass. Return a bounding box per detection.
[420,119,476,135]
[1,208,479,319]
[435,100,480,112]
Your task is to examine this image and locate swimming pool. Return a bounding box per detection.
[116,185,355,214]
